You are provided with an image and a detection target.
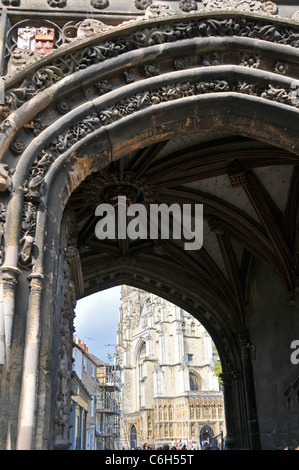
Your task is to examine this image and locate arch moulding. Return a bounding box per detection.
[0,7,298,450]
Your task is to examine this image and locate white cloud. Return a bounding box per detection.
[74,286,122,362]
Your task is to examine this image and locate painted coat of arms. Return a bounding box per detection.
[17,26,55,54]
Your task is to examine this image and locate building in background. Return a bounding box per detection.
[93,357,122,450]
[70,337,122,450]
[70,338,98,450]
[117,286,226,449]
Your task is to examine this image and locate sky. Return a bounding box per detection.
[74,285,122,363]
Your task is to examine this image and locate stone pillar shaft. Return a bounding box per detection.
[16,273,44,450]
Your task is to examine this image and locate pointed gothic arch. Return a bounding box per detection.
[0,6,298,450]
[189,371,202,391]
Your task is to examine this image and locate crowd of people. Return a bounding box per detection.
[141,437,223,450]
[142,440,187,450]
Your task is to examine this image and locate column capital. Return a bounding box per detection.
[28,272,44,290]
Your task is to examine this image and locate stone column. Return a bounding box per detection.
[219,371,240,449]
[16,272,44,450]
[238,331,261,450]
[0,8,8,76]
[2,266,21,368]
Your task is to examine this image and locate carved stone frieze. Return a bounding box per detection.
[53,210,80,449]
[201,0,278,16]
[144,2,176,18]
[18,73,299,247]
[3,15,299,121]
[53,275,75,449]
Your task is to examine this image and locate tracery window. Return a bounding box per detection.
[189,372,201,391]
[137,341,146,408]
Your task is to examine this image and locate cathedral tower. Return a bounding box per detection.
[116,285,226,449]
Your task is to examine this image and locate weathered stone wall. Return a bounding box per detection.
[247,257,299,450]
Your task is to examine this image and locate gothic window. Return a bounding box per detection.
[189,372,201,391]
[137,342,146,380]
[169,406,173,420]
[147,417,152,437]
[137,341,146,408]
[130,425,137,449]
[191,322,195,334]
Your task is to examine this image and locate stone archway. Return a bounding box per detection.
[0,6,298,450]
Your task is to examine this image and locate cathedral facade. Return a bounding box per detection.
[116,285,226,449]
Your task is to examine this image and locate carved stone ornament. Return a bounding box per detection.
[7,48,39,74]
[201,0,278,15]
[179,0,198,12]
[144,2,176,18]
[1,0,20,5]
[292,11,299,22]
[10,137,25,154]
[135,0,152,10]
[0,164,11,192]
[47,0,67,7]
[18,234,34,267]
[90,0,109,9]
[77,19,113,38]
[4,14,299,123]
